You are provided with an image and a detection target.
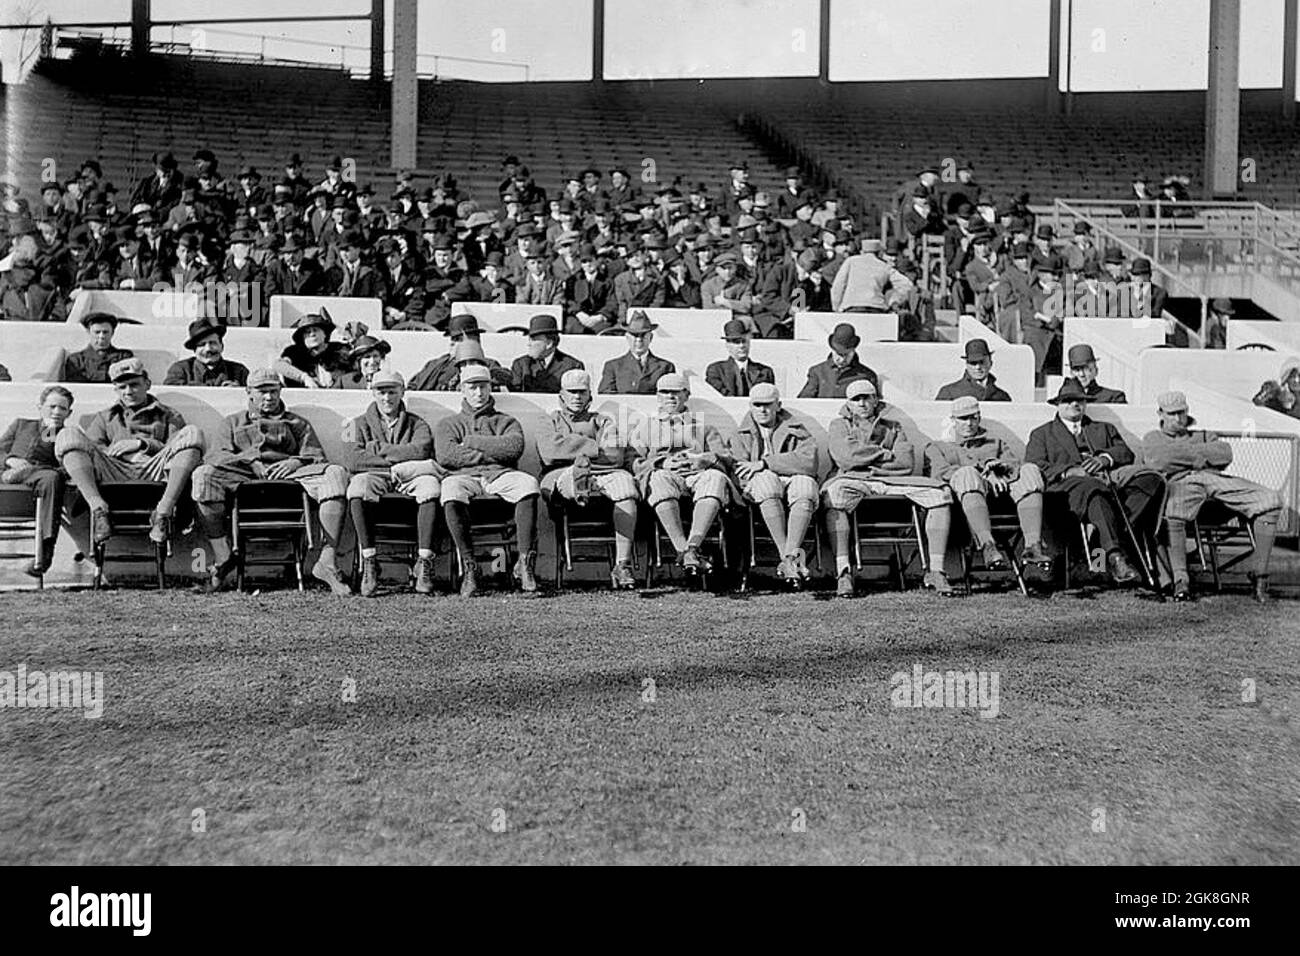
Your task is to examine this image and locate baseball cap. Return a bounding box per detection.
[248,368,281,389]
[108,358,147,382]
[951,396,980,418]
[459,364,491,385]
[845,379,877,399]
[1157,391,1189,414]
[560,369,591,391]
[370,370,405,389]
[749,383,780,404]
[656,373,689,392]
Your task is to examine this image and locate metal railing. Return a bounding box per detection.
[1052,199,1208,348]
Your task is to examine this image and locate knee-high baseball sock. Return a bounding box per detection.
[349,498,373,552]
[60,451,106,512]
[514,495,538,554]
[159,449,200,513]
[960,491,994,547]
[925,507,951,573]
[654,500,688,553]
[758,498,788,554]
[1251,511,1279,577]
[687,497,721,548]
[1016,492,1044,546]
[612,499,637,563]
[786,498,815,557]
[444,501,474,559]
[317,498,345,568]
[416,500,439,555]
[828,509,852,574]
[1166,517,1189,583]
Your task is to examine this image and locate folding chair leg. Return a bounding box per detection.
[1008,556,1028,597]
[154,544,166,590]
[93,544,104,590]
[235,550,246,593]
[294,537,305,592]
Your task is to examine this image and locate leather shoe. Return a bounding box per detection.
[1107,551,1140,586]
[1247,572,1271,604]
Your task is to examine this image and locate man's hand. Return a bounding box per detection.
[300,375,320,389]
[665,452,693,474]
[391,460,435,481]
[106,438,143,458]
[1081,455,1107,475]
[2,458,34,483]
[578,311,604,331]
[734,460,764,481]
[263,458,302,480]
[986,474,1009,495]
[1063,465,1090,480]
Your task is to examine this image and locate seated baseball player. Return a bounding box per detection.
[822,378,955,597]
[1142,390,1282,602]
[925,396,1052,574]
[0,385,74,576]
[1025,379,1165,587]
[163,315,250,387]
[344,369,441,597]
[631,372,735,575]
[54,358,206,546]
[537,368,640,589]
[727,383,819,585]
[62,311,135,384]
[191,368,350,594]
[434,363,541,596]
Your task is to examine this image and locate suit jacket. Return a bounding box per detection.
[598,351,676,395]
[613,268,665,321]
[163,356,249,387]
[934,372,1012,402]
[704,358,776,397]
[510,350,584,394]
[1024,416,1134,485]
[0,419,59,467]
[64,346,135,384]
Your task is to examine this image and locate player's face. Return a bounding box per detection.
[40,393,72,428]
[656,389,688,415]
[250,385,282,415]
[953,413,980,441]
[461,378,491,409]
[561,387,590,415]
[372,384,403,415]
[115,375,150,408]
[749,398,778,427]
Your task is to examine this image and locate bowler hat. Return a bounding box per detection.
[828,323,860,353]
[527,314,560,337]
[722,319,752,340]
[1130,257,1153,276]
[963,339,994,362]
[1067,344,1098,367]
[185,315,227,350]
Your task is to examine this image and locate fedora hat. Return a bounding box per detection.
[184,315,227,350]
[624,311,658,335]
[1049,378,1093,405]
[527,314,560,337]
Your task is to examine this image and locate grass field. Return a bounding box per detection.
[1,582,1297,865]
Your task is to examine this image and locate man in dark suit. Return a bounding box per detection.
[705,319,776,397]
[598,311,675,395]
[63,311,134,383]
[1024,379,1165,586]
[1065,344,1127,403]
[510,314,584,393]
[934,339,1012,402]
[263,233,326,298]
[797,323,879,399]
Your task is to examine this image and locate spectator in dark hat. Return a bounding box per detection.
[418,234,464,330]
[232,166,266,214]
[943,160,982,215]
[1025,256,1065,386]
[565,244,617,334]
[776,166,815,220]
[1204,297,1234,350]
[62,311,135,383]
[265,232,326,298]
[0,250,65,321]
[606,167,634,211]
[378,237,425,326]
[325,229,381,299]
[338,335,393,390]
[1065,343,1126,403]
[612,246,665,323]
[901,183,945,248]
[407,314,512,391]
[517,246,565,307]
[598,311,676,394]
[449,249,515,308]
[509,314,585,393]
[103,224,153,291]
[164,316,250,387]
[149,231,212,292]
[130,151,183,214]
[934,338,1012,402]
[215,227,264,325]
[276,312,353,388]
[1125,257,1169,336]
[1101,246,1127,283]
[701,251,755,331]
[793,247,832,313]
[798,323,880,398]
[705,319,776,397]
[280,153,312,208]
[662,249,702,310]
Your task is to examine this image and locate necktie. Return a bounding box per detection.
[736,362,749,397]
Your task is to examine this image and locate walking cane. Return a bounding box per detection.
[1081,432,1162,595]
